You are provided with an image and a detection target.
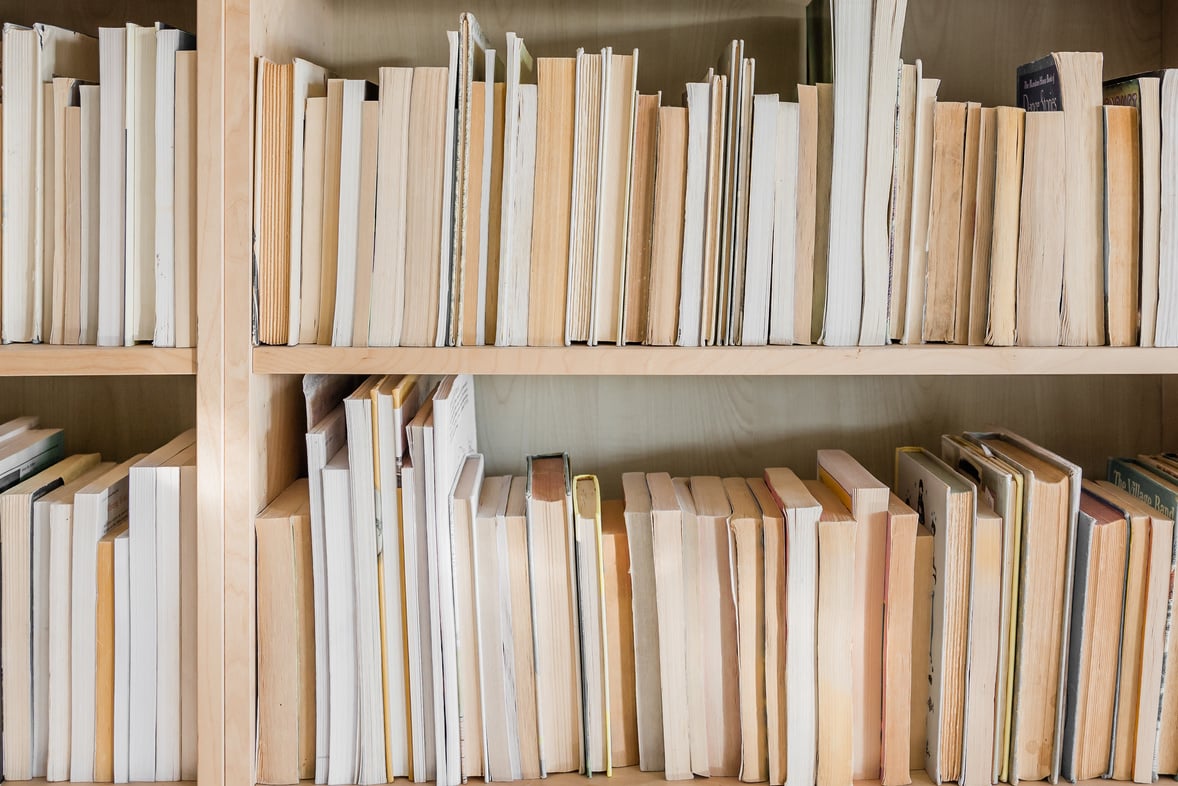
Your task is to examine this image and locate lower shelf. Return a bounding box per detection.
[251,345,1178,376]
[0,345,197,376]
[257,767,1097,786]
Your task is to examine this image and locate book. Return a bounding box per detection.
[42,462,114,780]
[671,476,712,776]
[124,23,157,345]
[646,107,687,345]
[967,107,997,346]
[78,82,102,345]
[940,434,1024,783]
[330,82,378,347]
[529,58,576,347]
[623,94,661,345]
[901,72,940,344]
[895,447,976,784]
[1016,111,1066,346]
[881,494,918,786]
[572,475,611,774]
[298,95,327,344]
[1103,104,1142,346]
[888,63,918,343]
[473,475,520,782]
[621,472,663,771]
[810,82,835,343]
[911,524,934,770]
[1060,486,1127,781]
[971,430,1080,783]
[253,58,293,343]
[152,27,196,347]
[747,477,787,785]
[1105,74,1161,346]
[923,101,966,344]
[601,499,637,767]
[985,106,1026,347]
[860,0,909,345]
[821,0,872,347]
[690,476,740,776]
[323,445,359,785]
[764,468,821,786]
[2,23,97,343]
[70,455,140,782]
[2,453,101,778]
[677,79,711,348]
[401,67,449,347]
[954,102,982,345]
[344,97,380,347]
[807,478,857,786]
[794,84,819,345]
[451,455,487,779]
[819,449,889,779]
[647,473,692,780]
[286,58,328,345]
[113,525,131,782]
[1018,52,1106,346]
[594,49,637,345]
[367,67,412,347]
[741,93,781,347]
[502,475,542,778]
[48,76,80,346]
[567,49,603,346]
[768,101,800,346]
[255,479,315,785]
[97,27,127,346]
[726,477,767,782]
[526,454,582,774]
[960,500,1003,786]
[128,431,196,781]
[495,32,536,347]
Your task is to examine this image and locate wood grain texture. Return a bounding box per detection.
[2,0,195,33]
[903,0,1159,107]
[254,344,1178,376]
[0,346,194,375]
[0,376,194,459]
[472,375,1163,498]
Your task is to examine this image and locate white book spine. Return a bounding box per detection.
[741,93,780,347]
[331,81,366,347]
[769,102,800,346]
[153,465,182,780]
[677,82,710,347]
[97,28,127,347]
[127,463,158,780]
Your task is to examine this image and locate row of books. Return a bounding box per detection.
[254,372,1178,786]
[250,4,1178,350]
[0,21,197,347]
[0,420,198,782]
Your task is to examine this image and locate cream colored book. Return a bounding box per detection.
[252,58,293,345]
[967,107,997,346]
[1103,104,1141,347]
[297,95,327,345]
[594,49,637,346]
[286,58,328,345]
[725,478,767,782]
[960,501,1003,786]
[985,106,1026,347]
[953,102,981,346]
[49,77,79,345]
[329,81,377,347]
[882,494,917,786]
[315,79,344,346]
[368,67,413,347]
[794,84,818,345]
[572,475,611,775]
[622,94,660,345]
[124,23,157,345]
[173,50,197,348]
[923,101,966,344]
[748,477,787,785]
[1016,111,1066,347]
[646,107,687,345]
[888,63,918,343]
[347,99,379,347]
[621,472,663,772]
[900,71,939,344]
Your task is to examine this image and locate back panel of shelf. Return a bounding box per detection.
[9,0,195,35]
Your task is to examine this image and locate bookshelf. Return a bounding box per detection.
[200,1,1178,786]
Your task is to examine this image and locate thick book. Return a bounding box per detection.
[255,480,315,785]
[900,72,940,344]
[923,101,966,343]
[726,478,768,782]
[1103,104,1142,346]
[600,499,637,768]
[1016,111,1066,346]
[646,107,687,345]
[253,58,294,345]
[572,475,611,775]
[671,477,711,777]
[622,94,661,345]
[747,477,788,785]
[881,494,918,786]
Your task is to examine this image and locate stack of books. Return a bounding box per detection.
[0,420,197,782]
[255,373,1178,786]
[0,21,197,348]
[251,7,1178,349]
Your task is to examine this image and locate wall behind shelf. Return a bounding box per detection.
[904,0,1160,106]
[0,376,196,461]
[6,0,196,34]
[475,374,1165,496]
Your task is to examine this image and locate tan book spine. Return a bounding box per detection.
[816,513,856,786]
[794,84,818,345]
[923,101,966,343]
[256,511,299,784]
[485,83,507,344]
[1103,105,1141,347]
[967,108,998,346]
[174,51,197,348]
[986,106,1026,346]
[298,97,327,344]
[623,94,659,345]
[350,100,379,347]
[63,104,83,345]
[882,496,917,786]
[316,79,344,346]
[953,102,981,345]
[528,57,577,347]
[256,61,293,345]
[94,521,126,783]
[460,84,487,347]
[910,525,934,769]
[1016,111,1066,347]
[646,107,687,346]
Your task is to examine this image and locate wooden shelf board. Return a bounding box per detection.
[253,344,1178,376]
[0,345,196,376]
[264,768,1104,786]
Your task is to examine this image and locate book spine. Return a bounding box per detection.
[1107,458,1178,518]
[1017,56,1061,112]
[1103,80,1142,109]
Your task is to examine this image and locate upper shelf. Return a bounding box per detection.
[252,345,1178,376]
[0,345,197,376]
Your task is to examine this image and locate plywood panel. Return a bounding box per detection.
[903,0,1160,106]
[1165,0,1178,68]
[0,376,195,460]
[251,374,308,514]
[476,375,1164,497]
[4,0,196,34]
